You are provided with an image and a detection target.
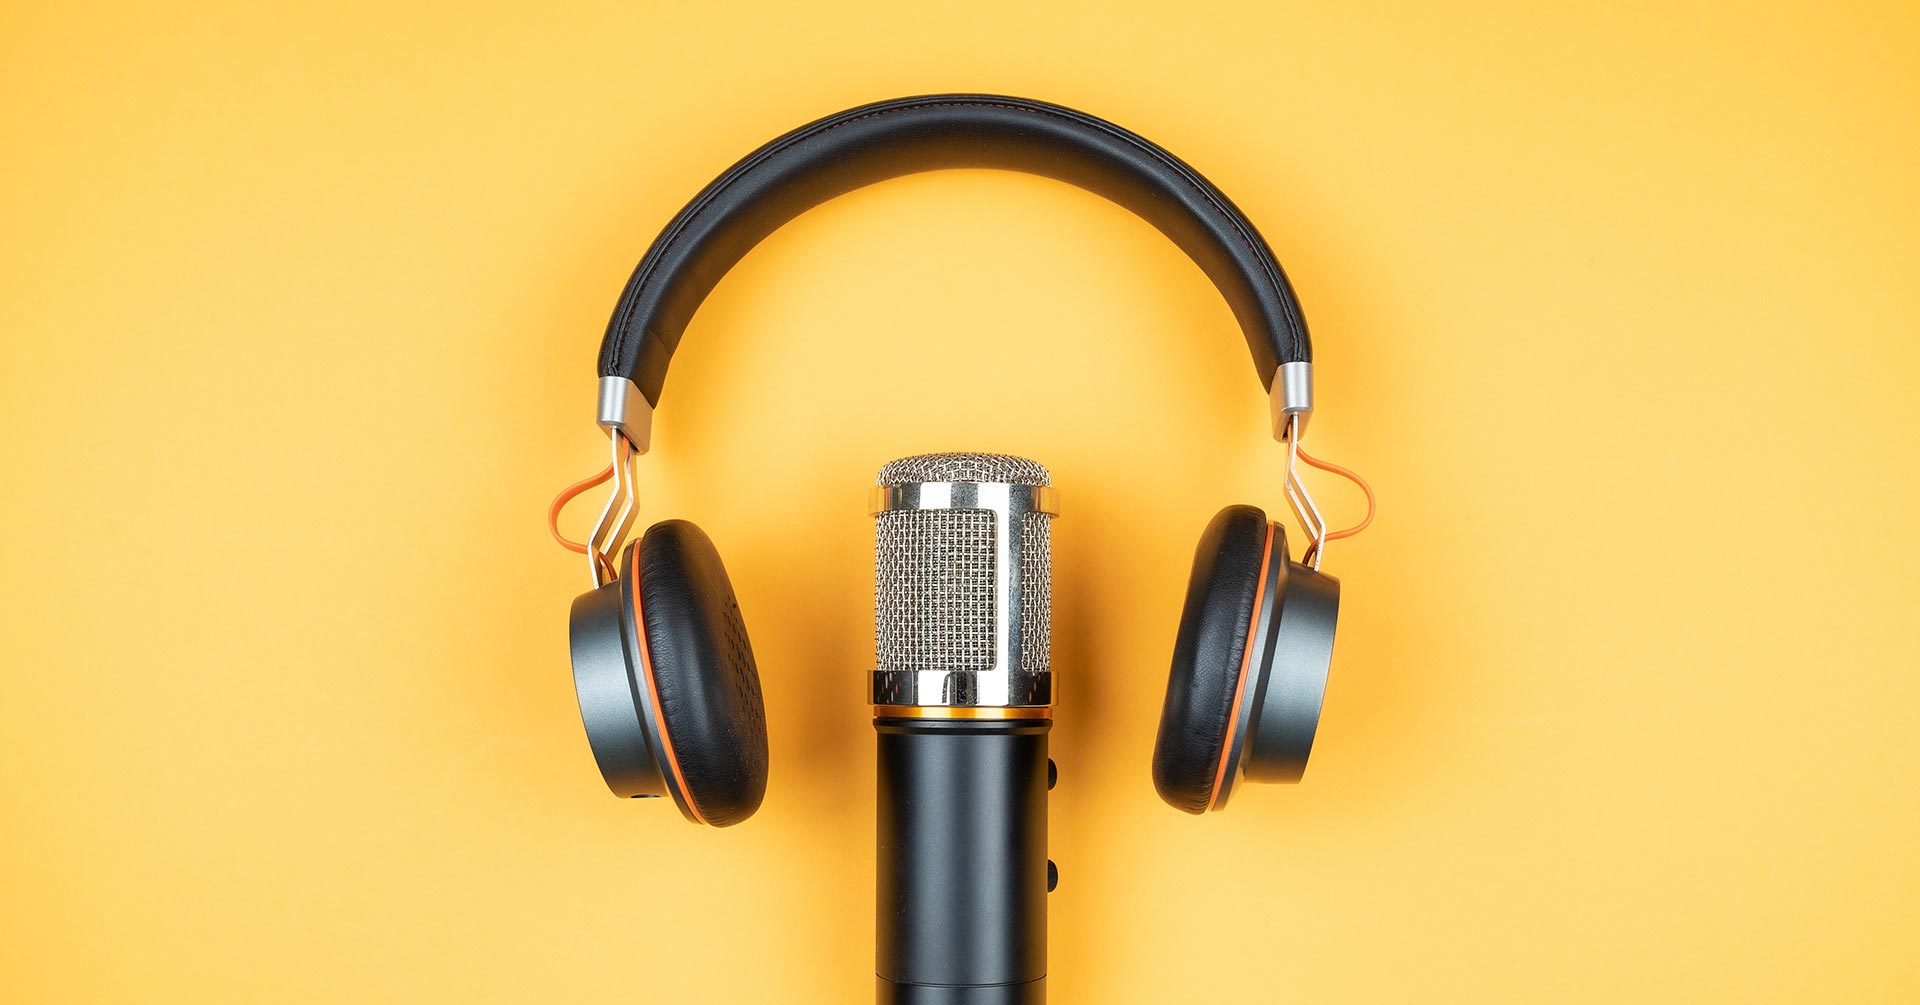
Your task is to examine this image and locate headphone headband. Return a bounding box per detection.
[594,94,1315,449]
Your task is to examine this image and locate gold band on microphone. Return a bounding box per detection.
[872,705,1054,720]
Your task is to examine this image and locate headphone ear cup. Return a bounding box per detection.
[1152,506,1273,814]
[632,520,768,827]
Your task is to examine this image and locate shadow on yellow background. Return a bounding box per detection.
[3,1,1916,1001]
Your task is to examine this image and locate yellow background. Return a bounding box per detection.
[4,1,1917,1001]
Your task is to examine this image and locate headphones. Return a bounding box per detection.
[555,94,1370,826]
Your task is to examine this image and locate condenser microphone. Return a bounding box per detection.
[870,453,1057,1005]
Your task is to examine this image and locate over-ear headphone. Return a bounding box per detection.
[554,94,1369,826]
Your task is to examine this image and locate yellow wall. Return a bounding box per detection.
[4,2,1916,1001]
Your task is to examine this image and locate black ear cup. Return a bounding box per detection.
[567,521,768,826]
[632,520,768,826]
[1153,506,1272,814]
[1153,506,1341,814]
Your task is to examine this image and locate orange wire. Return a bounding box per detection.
[1295,444,1375,541]
[547,463,614,555]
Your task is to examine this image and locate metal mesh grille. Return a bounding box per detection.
[876,509,995,673]
[1020,513,1051,672]
[877,452,1050,487]
[873,452,1053,677]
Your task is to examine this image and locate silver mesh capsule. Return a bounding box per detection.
[871,453,1056,707]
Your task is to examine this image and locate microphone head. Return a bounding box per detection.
[871,452,1057,708]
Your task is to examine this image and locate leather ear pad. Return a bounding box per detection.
[1153,506,1270,814]
[635,520,768,827]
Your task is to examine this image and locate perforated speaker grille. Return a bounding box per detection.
[874,453,1052,676]
[876,508,995,673]
[876,452,1051,488]
[1020,512,1051,672]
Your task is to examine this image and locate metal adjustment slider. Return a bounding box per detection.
[585,377,653,588]
[1282,414,1329,571]
[1268,361,1313,440]
[597,376,653,453]
[1266,362,1341,569]
[585,431,637,587]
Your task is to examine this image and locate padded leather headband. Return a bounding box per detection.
[599,94,1312,407]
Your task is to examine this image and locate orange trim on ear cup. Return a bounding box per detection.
[1208,520,1276,811]
[630,544,707,825]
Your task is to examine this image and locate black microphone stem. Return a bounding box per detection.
[874,715,1051,1003]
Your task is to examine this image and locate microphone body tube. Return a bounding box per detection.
[875,717,1049,1004]
[870,454,1059,1004]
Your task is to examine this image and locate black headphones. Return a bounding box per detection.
[561,94,1361,826]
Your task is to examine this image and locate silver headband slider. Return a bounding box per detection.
[1269,361,1313,440]
[596,376,653,453]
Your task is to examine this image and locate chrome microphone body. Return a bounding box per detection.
[870,454,1056,1004]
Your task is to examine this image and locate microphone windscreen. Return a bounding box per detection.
[873,453,1053,683]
